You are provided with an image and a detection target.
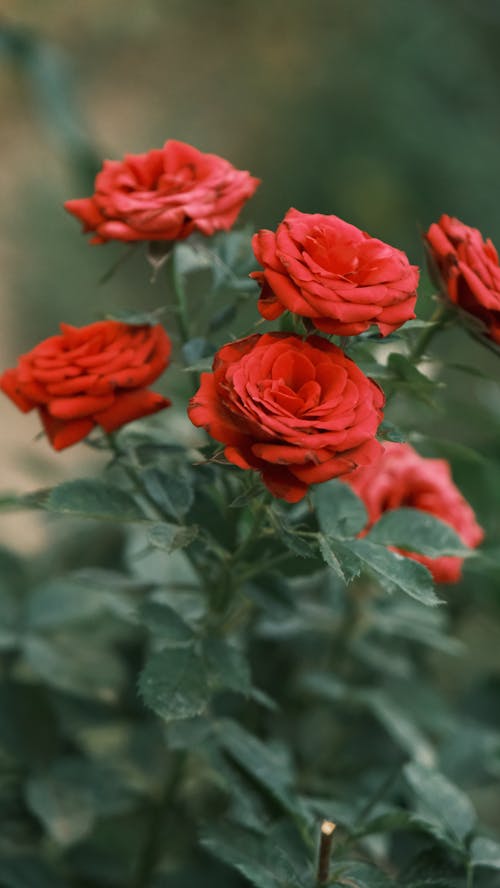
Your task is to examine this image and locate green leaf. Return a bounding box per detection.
[166,716,213,750]
[203,638,251,695]
[313,479,367,539]
[351,637,413,679]
[104,307,165,326]
[378,419,407,442]
[26,569,139,630]
[26,575,133,630]
[322,537,363,582]
[340,538,441,606]
[218,758,272,833]
[331,861,395,887]
[367,508,471,557]
[147,522,198,553]
[470,836,500,870]
[150,588,206,626]
[139,645,209,721]
[387,352,437,404]
[363,690,435,767]
[302,676,435,765]
[26,758,138,836]
[201,821,309,888]
[25,772,95,846]
[181,336,216,367]
[203,229,258,291]
[357,809,416,837]
[318,535,347,581]
[370,598,461,654]
[404,762,476,848]
[269,509,318,559]
[140,600,195,645]
[218,721,310,824]
[45,479,144,521]
[22,636,126,702]
[140,468,194,521]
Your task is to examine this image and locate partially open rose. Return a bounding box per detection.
[425,214,500,344]
[251,208,419,336]
[65,140,260,244]
[0,321,171,450]
[344,442,484,583]
[188,333,384,502]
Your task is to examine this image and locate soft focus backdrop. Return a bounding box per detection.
[1,0,500,548]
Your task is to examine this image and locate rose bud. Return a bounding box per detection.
[251,208,419,337]
[64,140,260,245]
[188,332,384,503]
[425,214,500,345]
[0,321,171,450]
[344,442,484,583]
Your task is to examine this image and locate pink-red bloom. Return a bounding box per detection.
[344,442,484,583]
[65,140,260,244]
[0,321,171,450]
[188,333,384,503]
[425,214,500,344]
[251,208,419,336]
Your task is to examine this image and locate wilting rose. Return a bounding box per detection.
[251,208,419,336]
[188,333,384,502]
[64,140,260,244]
[0,321,171,450]
[425,214,500,344]
[344,442,484,583]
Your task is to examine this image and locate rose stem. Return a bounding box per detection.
[316,819,336,886]
[165,245,200,392]
[408,301,451,364]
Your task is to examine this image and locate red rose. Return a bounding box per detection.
[425,215,500,344]
[251,208,419,336]
[344,442,484,583]
[64,140,260,244]
[188,333,384,503]
[0,321,171,450]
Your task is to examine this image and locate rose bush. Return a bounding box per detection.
[64,139,260,244]
[425,214,500,344]
[251,208,419,336]
[0,320,171,449]
[344,442,484,582]
[188,332,384,502]
[2,114,499,888]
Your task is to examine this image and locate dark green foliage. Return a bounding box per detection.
[0,192,499,888]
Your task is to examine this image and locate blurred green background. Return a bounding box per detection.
[1,0,500,554]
